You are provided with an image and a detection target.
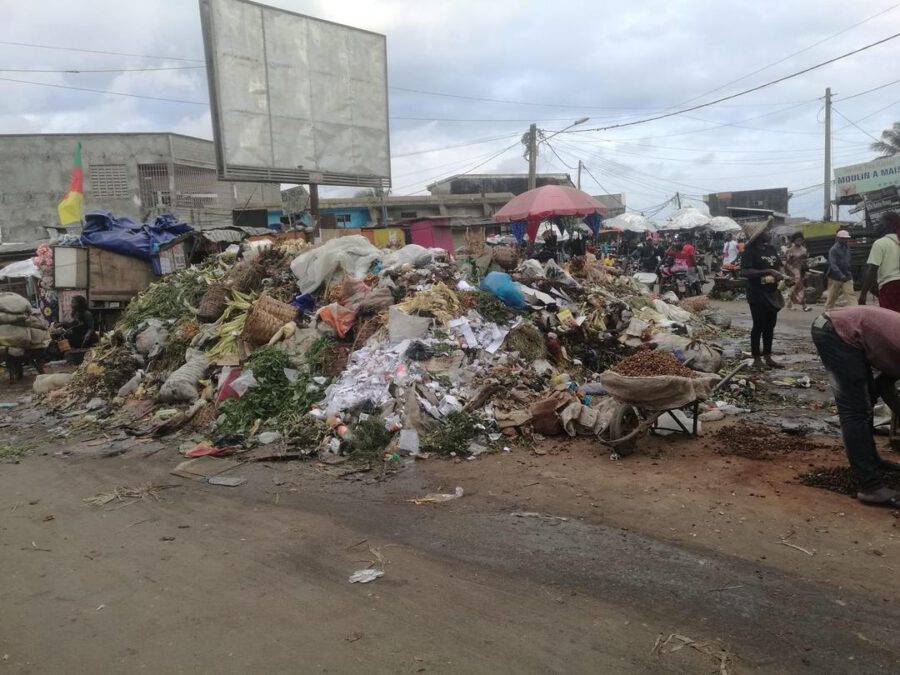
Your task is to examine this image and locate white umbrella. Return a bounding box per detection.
[707,216,742,233]
[662,206,711,231]
[605,213,657,233]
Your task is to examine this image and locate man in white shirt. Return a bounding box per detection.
[859,211,900,312]
[722,234,739,266]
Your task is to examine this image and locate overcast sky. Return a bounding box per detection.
[3,0,900,219]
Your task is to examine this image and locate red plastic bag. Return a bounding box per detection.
[318,303,357,338]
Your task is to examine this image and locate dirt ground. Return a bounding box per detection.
[2,300,900,673]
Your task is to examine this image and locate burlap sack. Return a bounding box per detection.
[599,371,719,410]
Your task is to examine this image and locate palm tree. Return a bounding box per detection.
[870,122,900,156]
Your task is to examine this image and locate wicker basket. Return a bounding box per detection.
[240,293,298,346]
[197,284,229,322]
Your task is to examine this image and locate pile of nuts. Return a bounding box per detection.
[798,465,900,496]
[715,422,819,460]
[613,350,698,379]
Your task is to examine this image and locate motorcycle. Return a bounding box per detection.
[658,256,705,298]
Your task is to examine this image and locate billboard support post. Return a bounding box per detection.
[309,183,320,238]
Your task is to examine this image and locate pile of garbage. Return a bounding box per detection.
[43,234,733,464]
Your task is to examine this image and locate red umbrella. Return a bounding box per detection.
[493,185,608,223]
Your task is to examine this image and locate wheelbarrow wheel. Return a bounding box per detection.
[608,404,642,457]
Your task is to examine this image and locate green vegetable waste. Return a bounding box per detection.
[217,347,325,436]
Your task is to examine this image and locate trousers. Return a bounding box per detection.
[811,318,883,492]
[878,279,900,313]
[824,278,857,310]
[748,301,778,358]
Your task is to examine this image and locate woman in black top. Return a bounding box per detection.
[741,220,789,368]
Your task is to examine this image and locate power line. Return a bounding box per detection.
[0,76,207,105]
[0,40,205,62]
[566,32,900,135]
[837,76,900,102]
[666,2,900,109]
[0,66,204,73]
[832,105,883,142]
[391,115,593,123]
[397,139,522,194]
[391,133,520,157]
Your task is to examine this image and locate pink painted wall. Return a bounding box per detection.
[409,219,456,256]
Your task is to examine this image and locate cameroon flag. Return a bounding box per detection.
[58,143,84,225]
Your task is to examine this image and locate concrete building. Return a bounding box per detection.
[592,193,626,218]
[706,188,790,225]
[319,192,515,229]
[426,172,574,196]
[0,133,283,243]
[319,173,576,229]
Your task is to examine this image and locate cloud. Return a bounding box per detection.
[1,0,898,218]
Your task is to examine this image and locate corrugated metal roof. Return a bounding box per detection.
[0,240,48,256]
[201,229,244,243]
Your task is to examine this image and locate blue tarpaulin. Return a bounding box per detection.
[510,220,527,244]
[585,214,603,237]
[80,211,193,262]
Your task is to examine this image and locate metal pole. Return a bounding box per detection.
[527,123,537,190]
[824,87,833,222]
[577,159,582,190]
[675,192,682,209]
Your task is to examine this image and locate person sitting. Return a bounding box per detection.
[62,296,97,349]
[681,241,697,268]
[535,229,559,263]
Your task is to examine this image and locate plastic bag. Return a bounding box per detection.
[289,235,380,294]
[159,350,210,403]
[480,272,527,309]
[135,319,169,356]
[117,371,144,398]
[650,333,723,373]
[0,292,32,315]
[388,307,431,343]
[33,373,73,395]
[230,370,258,397]
[652,299,693,324]
[318,303,358,338]
[380,244,439,271]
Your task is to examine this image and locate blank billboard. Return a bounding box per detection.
[199,0,391,187]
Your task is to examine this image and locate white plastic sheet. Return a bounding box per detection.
[290,235,380,294]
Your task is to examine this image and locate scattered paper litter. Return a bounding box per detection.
[408,486,464,504]
[348,569,384,584]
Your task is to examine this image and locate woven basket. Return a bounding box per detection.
[197,284,229,322]
[241,294,298,346]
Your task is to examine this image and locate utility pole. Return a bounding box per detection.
[823,87,833,223]
[527,123,537,190]
[675,192,682,209]
[577,160,582,190]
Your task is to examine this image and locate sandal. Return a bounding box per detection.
[858,487,900,507]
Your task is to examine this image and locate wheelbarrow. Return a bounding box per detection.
[603,399,703,458]
[598,362,742,459]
